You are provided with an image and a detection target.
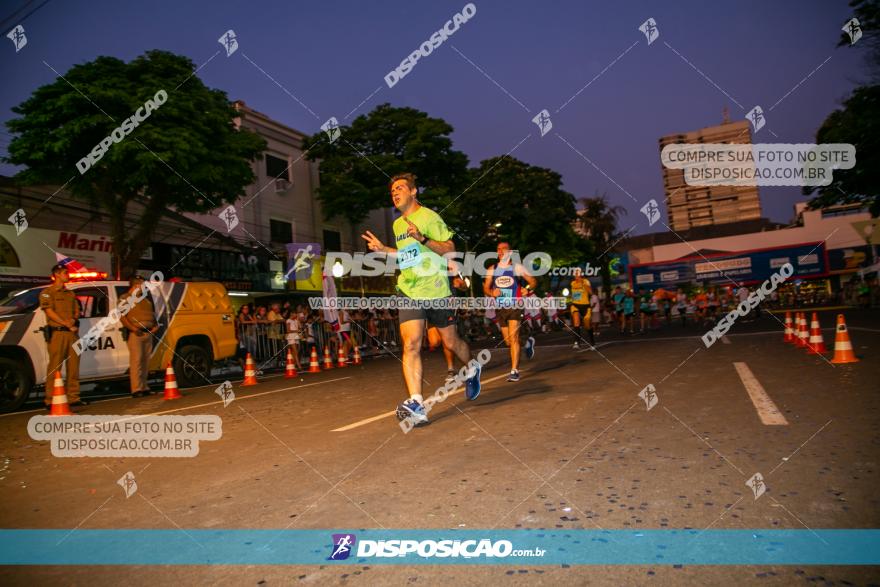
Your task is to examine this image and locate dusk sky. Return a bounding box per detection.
[0,0,871,234]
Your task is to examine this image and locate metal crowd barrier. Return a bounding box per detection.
[235,309,602,370]
[236,316,404,369]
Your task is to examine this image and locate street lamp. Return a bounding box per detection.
[331,259,344,278]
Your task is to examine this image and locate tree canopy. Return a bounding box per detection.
[450,156,587,263]
[807,0,879,216]
[303,104,469,226]
[4,49,266,275]
[806,85,879,216]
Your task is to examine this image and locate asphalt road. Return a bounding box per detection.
[1,309,878,585]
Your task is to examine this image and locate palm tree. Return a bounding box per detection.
[576,193,627,301]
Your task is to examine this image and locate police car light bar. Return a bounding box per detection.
[69,271,108,280]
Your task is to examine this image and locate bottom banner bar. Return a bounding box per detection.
[1,529,878,565]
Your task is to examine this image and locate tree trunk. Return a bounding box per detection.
[120,191,167,277]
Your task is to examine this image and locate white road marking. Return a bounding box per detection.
[8,373,287,417]
[331,371,516,432]
[6,377,354,424]
[733,362,788,426]
[142,377,353,416]
[0,406,44,418]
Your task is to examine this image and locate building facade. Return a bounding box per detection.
[659,118,762,231]
[624,203,874,297]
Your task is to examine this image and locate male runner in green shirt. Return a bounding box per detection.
[361,173,482,426]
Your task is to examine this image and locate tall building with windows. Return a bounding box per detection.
[659,116,762,232]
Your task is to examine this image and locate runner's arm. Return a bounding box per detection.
[483,266,495,297]
[514,263,537,290]
[403,218,454,256]
[361,230,397,256]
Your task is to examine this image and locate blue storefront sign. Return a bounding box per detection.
[629,242,828,291]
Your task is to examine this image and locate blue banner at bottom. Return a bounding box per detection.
[1,529,878,565]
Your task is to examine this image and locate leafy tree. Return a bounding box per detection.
[576,193,627,300]
[807,0,879,215]
[4,50,266,276]
[450,156,587,276]
[303,104,469,226]
[805,85,879,216]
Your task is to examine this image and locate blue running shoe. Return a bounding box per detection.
[525,336,535,360]
[506,370,520,382]
[396,398,428,426]
[465,361,482,400]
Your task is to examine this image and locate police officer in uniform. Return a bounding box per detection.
[40,264,86,407]
[119,275,158,398]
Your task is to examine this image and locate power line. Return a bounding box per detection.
[1,0,52,34]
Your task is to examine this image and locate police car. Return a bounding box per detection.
[0,279,237,412]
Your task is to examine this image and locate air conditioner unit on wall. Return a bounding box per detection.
[274,178,290,193]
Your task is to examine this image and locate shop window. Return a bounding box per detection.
[270,219,293,244]
[323,229,341,252]
[265,154,289,181]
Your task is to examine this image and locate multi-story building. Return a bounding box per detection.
[659,117,762,231]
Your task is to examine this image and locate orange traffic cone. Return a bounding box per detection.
[163,363,182,400]
[783,311,794,343]
[49,371,72,416]
[352,345,362,365]
[242,353,258,386]
[830,314,859,364]
[322,345,334,370]
[284,348,298,379]
[307,346,321,373]
[337,344,348,368]
[797,313,809,348]
[806,312,827,355]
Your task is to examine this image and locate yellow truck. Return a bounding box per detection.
[0,279,236,412]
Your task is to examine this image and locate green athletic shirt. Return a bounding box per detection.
[392,206,453,300]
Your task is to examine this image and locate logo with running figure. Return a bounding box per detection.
[8,208,27,235]
[746,105,765,133]
[638,383,659,411]
[746,472,766,500]
[7,24,26,52]
[532,109,552,137]
[321,117,341,144]
[843,18,862,45]
[328,533,356,560]
[639,18,659,45]
[218,29,238,56]
[640,199,661,227]
[220,205,239,232]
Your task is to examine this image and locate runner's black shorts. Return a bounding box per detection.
[570,303,590,317]
[496,307,524,323]
[398,299,457,328]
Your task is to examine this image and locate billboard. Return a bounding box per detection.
[0,225,113,287]
[629,242,828,291]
